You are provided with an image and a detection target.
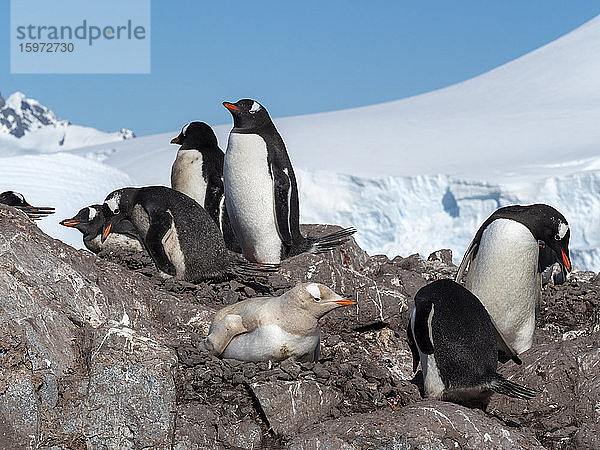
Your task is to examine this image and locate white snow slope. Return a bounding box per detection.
[2,16,600,269]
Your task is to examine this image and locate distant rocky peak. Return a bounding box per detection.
[0,91,134,142]
[0,91,64,138]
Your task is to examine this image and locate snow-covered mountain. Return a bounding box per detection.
[2,16,600,270]
[0,92,134,154]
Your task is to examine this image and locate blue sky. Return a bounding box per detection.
[2,1,600,136]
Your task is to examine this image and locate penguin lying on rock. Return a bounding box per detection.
[60,205,143,254]
[0,191,55,220]
[222,99,356,264]
[407,279,536,410]
[455,204,571,362]
[204,283,355,362]
[170,121,239,253]
[100,186,278,282]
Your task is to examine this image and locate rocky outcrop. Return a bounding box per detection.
[1,204,599,448]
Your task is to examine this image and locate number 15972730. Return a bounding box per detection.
[19,42,74,52]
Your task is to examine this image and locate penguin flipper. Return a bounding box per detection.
[455,239,478,283]
[145,210,177,276]
[489,315,522,365]
[412,296,435,355]
[204,314,247,356]
[269,162,293,246]
[407,315,420,372]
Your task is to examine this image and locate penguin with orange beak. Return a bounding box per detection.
[60,205,142,254]
[205,283,356,362]
[0,191,54,221]
[100,186,278,282]
[455,204,571,362]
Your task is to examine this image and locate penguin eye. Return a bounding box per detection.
[554,233,560,241]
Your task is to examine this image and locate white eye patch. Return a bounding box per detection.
[182,123,190,136]
[249,101,261,114]
[558,221,569,239]
[14,192,24,202]
[87,206,97,220]
[305,283,321,299]
[105,193,121,213]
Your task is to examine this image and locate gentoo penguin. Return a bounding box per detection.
[455,204,571,361]
[170,122,239,252]
[0,191,55,220]
[407,279,536,409]
[100,186,277,282]
[204,283,355,362]
[60,205,143,254]
[222,99,356,264]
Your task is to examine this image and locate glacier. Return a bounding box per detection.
[297,169,600,270]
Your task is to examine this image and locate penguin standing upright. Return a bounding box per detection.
[455,204,571,360]
[60,204,143,254]
[222,99,356,264]
[99,186,277,282]
[0,191,55,220]
[407,279,535,409]
[170,122,239,252]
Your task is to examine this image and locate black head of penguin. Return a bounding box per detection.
[60,205,103,235]
[477,204,571,279]
[170,121,218,150]
[0,191,31,207]
[100,188,134,243]
[223,99,273,131]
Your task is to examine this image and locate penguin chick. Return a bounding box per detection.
[455,204,571,361]
[407,279,536,410]
[100,186,277,282]
[222,99,356,264]
[205,283,355,362]
[0,191,55,220]
[170,121,239,252]
[60,205,143,254]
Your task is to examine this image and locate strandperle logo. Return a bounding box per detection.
[15,20,147,46]
[10,0,150,74]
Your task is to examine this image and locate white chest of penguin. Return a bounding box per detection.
[171,149,207,206]
[224,133,281,262]
[466,218,538,354]
[221,324,319,362]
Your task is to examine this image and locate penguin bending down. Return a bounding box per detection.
[100,186,278,282]
[455,204,571,361]
[205,283,355,362]
[0,191,55,220]
[407,279,536,410]
[60,205,143,254]
[170,122,239,252]
[222,99,356,264]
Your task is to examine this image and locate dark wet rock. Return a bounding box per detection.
[287,400,544,449]
[250,380,342,438]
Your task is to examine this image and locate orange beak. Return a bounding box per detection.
[60,220,80,227]
[561,249,571,272]
[101,222,113,242]
[223,102,240,110]
[333,298,356,306]
[170,136,181,144]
